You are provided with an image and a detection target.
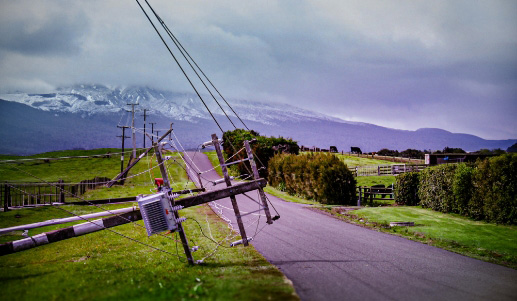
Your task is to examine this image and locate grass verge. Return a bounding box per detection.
[264,186,319,205]
[0,204,298,300]
[203,150,223,177]
[0,149,298,300]
[321,206,517,269]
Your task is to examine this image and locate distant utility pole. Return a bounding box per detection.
[155,130,160,141]
[127,103,139,159]
[117,126,130,174]
[169,122,174,140]
[149,122,157,144]
[141,109,148,148]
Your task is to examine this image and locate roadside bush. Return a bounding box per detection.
[472,154,517,224]
[268,153,356,205]
[222,129,299,178]
[452,163,474,215]
[394,172,420,205]
[418,164,457,212]
[392,154,516,224]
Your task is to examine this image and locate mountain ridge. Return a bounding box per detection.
[0,85,515,155]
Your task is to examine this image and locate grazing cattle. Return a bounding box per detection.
[272,144,299,154]
[351,147,362,154]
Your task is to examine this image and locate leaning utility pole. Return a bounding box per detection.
[153,141,194,265]
[117,126,130,174]
[127,103,139,159]
[141,109,148,148]
[169,122,174,140]
[212,133,249,246]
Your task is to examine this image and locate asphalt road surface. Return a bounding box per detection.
[182,151,517,301]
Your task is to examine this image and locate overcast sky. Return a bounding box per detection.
[0,0,516,140]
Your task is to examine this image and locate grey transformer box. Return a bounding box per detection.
[137,192,182,236]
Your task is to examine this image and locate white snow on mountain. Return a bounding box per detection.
[0,84,357,126]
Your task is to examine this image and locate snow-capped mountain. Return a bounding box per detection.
[0,84,350,125]
[0,84,515,155]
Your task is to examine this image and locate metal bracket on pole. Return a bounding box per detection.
[212,133,249,246]
[244,140,273,224]
[153,142,194,265]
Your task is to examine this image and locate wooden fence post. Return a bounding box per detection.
[58,179,65,203]
[3,184,9,212]
[357,187,361,207]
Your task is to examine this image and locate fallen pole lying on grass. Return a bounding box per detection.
[0,210,142,256]
[0,207,138,235]
[0,179,266,256]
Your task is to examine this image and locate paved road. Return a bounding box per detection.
[182,151,517,301]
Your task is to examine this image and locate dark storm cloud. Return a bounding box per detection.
[0,0,515,139]
[0,2,89,56]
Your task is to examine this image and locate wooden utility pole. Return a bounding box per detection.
[212,133,249,246]
[117,126,130,174]
[244,140,273,224]
[153,142,194,265]
[141,109,148,148]
[106,129,173,188]
[169,123,174,140]
[149,122,156,144]
[127,103,139,159]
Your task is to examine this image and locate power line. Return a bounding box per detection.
[134,0,224,133]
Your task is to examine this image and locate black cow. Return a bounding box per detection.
[351,147,362,154]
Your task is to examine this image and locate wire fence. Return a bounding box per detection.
[1,177,111,209]
[350,164,428,177]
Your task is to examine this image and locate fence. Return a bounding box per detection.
[357,185,394,206]
[1,177,111,209]
[350,164,428,177]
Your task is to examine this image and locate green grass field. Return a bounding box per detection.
[335,154,396,167]
[334,206,517,269]
[0,149,298,300]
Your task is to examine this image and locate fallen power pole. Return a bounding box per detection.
[0,210,142,256]
[2,134,273,262]
[0,179,265,256]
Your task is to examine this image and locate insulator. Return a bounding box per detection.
[230,237,253,247]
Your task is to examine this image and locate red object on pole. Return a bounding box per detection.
[154,178,164,191]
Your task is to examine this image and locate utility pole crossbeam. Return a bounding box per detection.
[244,140,273,224]
[153,142,194,265]
[212,134,249,246]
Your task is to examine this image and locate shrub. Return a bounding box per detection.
[222,129,299,178]
[267,153,356,205]
[394,172,420,205]
[452,163,474,215]
[472,154,517,224]
[418,164,456,212]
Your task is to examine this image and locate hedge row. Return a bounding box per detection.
[395,154,517,224]
[268,153,356,205]
[222,129,299,178]
[393,172,420,206]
